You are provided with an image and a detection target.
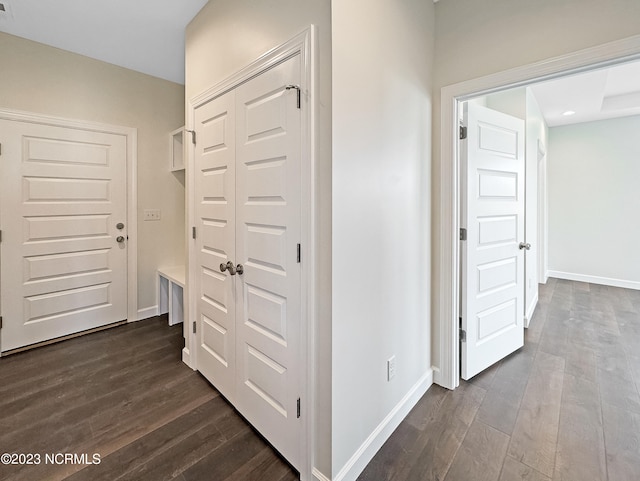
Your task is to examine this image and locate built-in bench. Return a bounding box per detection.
[158,266,185,326]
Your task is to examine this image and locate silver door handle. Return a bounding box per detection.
[219,261,243,275]
[116,236,125,243]
[220,261,236,275]
[519,242,531,250]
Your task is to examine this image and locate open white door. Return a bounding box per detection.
[461,103,525,380]
[0,119,128,352]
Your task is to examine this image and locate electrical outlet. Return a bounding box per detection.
[387,356,396,381]
[144,209,161,221]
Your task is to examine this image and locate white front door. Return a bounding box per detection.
[0,119,128,352]
[194,54,302,469]
[461,103,525,380]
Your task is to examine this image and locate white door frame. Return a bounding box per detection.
[185,27,317,481]
[0,108,138,330]
[435,34,640,390]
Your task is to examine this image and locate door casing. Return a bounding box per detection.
[185,27,317,481]
[435,34,640,390]
[0,108,138,348]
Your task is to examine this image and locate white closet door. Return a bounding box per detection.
[0,119,128,352]
[193,54,303,470]
[234,55,302,469]
[194,92,237,402]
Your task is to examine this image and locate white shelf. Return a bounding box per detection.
[170,126,185,171]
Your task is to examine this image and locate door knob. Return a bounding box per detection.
[235,264,244,275]
[116,236,125,243]
[116,222,125,230]
[519,242,531,250]
[220,261,237,275]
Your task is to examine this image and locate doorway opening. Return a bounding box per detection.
[436,36,640,390]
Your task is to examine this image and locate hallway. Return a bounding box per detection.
[2,279,639,480]
[0,317,298,481]
[359,279,640,481]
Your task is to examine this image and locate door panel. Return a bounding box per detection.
[235,56,301,468]
[461,103,525,380]
[0,120,127,352]
[193,54,302,470]
[194,92,237,402]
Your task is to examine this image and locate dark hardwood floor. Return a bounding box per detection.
[0,316,298,481]
[359,278,640,481]
[2,279,639,480]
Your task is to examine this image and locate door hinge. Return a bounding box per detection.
[0,229,2,243]
[192,321,197,334]
[186,129,196,145]
[459,228,467,241]
[0,142,2,155]
[459,125,467,140]
[459,316,466,342]
[285,85,301,109]
[459,328,466,342]
[296,397,301,418]
[192,226,196,239]
[0,316,3,329]
[297,244,301,263]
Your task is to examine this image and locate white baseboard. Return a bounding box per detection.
[333,369,433,481]
[136,305,159,321]
[548,271,640,291]
[524,292,538,329]
[541,270,549,284]
[312,468,331,481]
[182,347,196,370]
[431,365,444,388]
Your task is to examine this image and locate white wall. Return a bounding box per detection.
[0,32,186,315]
[332,1,434,479]
[432,0,640,375]
[486,88,526,120]
[548,116,640,289]
[185,1,333,477]
[524,89,547,320]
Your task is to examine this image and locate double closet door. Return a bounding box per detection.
[193,55,302,469]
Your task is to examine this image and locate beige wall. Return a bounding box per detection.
[0,32,186,314]
[332,0,434,478]
[431,0,640,373]
[185,0,332,476]
[434,0,640,88]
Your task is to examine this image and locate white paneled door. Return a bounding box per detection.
[194,90,237,400]
[461,103,525,380]
[194,55,302,469]
[0,119,128,352]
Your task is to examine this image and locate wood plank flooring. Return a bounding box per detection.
[2,279,639,480]
[0,317,298,481]
[359,279,640,481]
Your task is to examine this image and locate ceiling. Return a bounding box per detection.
[0,0,208,84]
[530,60,640,127]
[1,0,638,118]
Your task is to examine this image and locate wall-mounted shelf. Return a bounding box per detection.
[170,126,185,171]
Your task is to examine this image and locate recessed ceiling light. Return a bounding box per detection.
[562,110,576,116]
